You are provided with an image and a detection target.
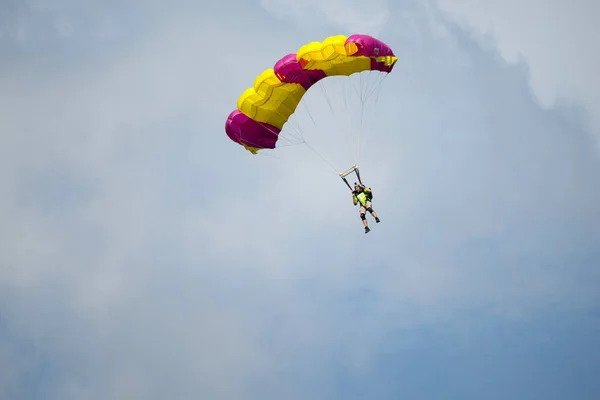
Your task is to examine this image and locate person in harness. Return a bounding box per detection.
[352,184,380,233]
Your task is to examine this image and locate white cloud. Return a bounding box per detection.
[1,1,599,399]
[437,0,600,137]
[260,0,390,35]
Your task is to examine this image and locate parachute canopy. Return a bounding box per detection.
[225,34,397,154]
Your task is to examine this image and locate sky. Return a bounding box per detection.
[1,1,599,399]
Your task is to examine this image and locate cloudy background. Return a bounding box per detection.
[1,0,599,399]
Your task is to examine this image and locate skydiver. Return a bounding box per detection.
[352,184,380,233]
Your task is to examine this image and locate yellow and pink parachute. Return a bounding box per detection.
[225,34,397,154]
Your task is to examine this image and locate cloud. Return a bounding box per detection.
[260,0,390,35]
[437,0,600,138]
[1,1,599,399]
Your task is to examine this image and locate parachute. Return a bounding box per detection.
[225,34,397,156]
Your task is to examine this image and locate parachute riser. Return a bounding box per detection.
[339,165,364,189]
[341,176,352,190]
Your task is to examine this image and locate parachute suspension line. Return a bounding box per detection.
[354,71,388,166]
[348,77,358,159]
[343,78,348,109]
[337,77,349,161]
[356,72,367,167]
[319,81,335,115]
[283,120,303,146]
[350,74,362,99]
[361,71,369,102]
[290,116,308,138]
[364,72,379,100]
[348,74,361,165]
[360,72,388,155]
[375,73,390,104]
[270,96,306,145]
[319,79,347,162]
[303,137,339,174]
[350,73,365,164]
[357,73,376,163]
[356,101,364,165]
[367,72,388,103]
[302,100,318,127]
[290,91,340,175]
[358,72,364,102]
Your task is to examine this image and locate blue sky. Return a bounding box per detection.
[1,1,599,399]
